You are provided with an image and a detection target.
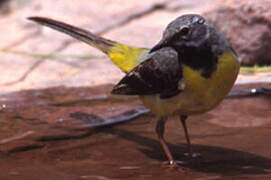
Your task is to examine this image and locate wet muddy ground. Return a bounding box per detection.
[0,83,271,180]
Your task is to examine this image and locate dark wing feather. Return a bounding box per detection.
[111,47,183,99]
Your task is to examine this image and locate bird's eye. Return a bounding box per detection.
[179,26,189,36]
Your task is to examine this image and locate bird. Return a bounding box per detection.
[28,14,240,168]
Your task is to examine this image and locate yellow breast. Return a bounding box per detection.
[140,51,240,117]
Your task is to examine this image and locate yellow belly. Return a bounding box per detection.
[140,51,240,117]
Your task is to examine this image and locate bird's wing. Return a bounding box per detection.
[111,47,183,99]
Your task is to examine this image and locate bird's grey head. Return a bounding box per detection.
[150,14,224,53]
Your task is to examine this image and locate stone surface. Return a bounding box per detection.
[0,83,271,179]
[205,0,271,66]
[0,0,270,93]
[0,0,232,93]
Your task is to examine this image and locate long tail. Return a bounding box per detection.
[28,17,148,73]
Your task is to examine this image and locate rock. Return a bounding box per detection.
[205,0,271,66]
[0,0,31,15]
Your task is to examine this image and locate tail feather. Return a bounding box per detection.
[28,17,114,54]
[28,16,149,73]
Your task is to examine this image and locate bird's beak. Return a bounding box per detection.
[150,39,169,53]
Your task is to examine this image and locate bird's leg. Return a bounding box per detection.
[156,117,177,167]
[180,115,192,159]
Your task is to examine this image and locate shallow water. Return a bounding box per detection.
[0,83,270,179]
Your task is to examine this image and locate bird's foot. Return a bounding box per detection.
[162,160,186,171]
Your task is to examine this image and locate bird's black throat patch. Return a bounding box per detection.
[178,46,218,78]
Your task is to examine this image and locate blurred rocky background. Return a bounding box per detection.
[0,0,271,93]
[206,0,271,66]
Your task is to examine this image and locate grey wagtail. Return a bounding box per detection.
[28,14,240,167]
